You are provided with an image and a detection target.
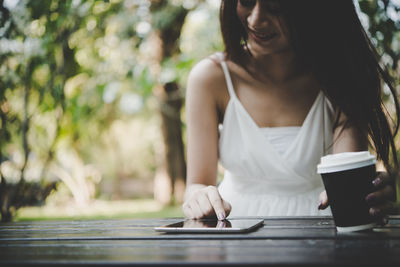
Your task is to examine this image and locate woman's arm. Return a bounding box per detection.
[319,112,397,223]
[183,57,231,220]
[332,112,368,153]
[318,112,367,208]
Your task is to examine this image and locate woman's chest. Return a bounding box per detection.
[218,83,320,128]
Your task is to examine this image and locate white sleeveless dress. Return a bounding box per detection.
[217,55,334,217]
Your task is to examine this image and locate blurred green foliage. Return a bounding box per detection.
[0,0,221,221]
[358,0,400,103]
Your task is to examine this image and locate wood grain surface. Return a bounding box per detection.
[1,216,400,266]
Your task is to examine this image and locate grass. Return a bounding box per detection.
[14,198,184,221]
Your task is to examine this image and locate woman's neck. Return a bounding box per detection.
[244,49,304,85]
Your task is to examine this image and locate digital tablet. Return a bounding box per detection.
[154,218,264,233]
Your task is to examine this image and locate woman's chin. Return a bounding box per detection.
[247,42,291,58]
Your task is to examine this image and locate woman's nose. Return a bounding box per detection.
[247,2,269,29]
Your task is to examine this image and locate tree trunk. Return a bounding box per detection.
[159,82,186,204]
[151,4,189,205]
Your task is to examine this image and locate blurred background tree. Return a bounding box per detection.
[0,0,398,222]
[358,0,400,103]
[0,0,221,222]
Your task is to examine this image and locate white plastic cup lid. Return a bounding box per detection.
[317,151,376,174]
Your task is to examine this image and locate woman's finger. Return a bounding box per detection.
[372,171,390,188]
[207,186,228,220]
[318,190,329,210]
[196,192,214,217]
[222,199,232,217]
[182,202,194,219]
[189,199,204,219]
[366,184,395,205]
[369,201,395,218]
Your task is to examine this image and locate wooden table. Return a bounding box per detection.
[1,216,400,266]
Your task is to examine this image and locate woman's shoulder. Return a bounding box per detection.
[187,52,228,94]
[188,53,225,81]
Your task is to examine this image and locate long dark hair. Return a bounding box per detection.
[220,0,400,170]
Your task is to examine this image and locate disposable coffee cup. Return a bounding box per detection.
[317,151,377,232]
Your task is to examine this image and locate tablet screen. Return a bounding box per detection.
[154,219,264,233]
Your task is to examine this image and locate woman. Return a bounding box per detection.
[183,0,399,223]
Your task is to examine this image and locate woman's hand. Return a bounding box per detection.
[318,171,399,225]
[365,171,398,225]
[182,185,231,220]
[318,190,329,210]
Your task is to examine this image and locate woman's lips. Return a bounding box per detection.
[248,29,277,43]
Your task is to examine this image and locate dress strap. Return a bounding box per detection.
[217,52,237,99]
[322,94,326,155]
